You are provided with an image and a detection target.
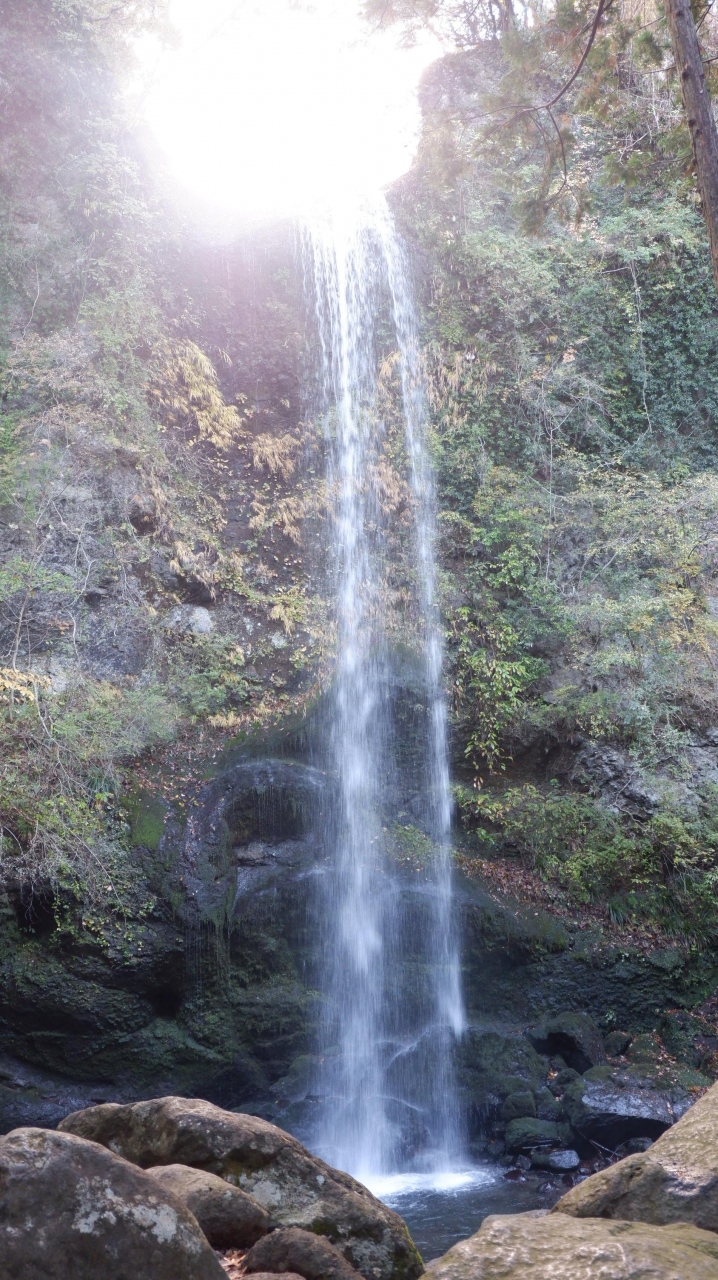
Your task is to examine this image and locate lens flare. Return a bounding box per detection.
[135,0,440,222]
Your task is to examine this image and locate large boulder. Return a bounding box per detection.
[244,1225,362,1280]
[58,1096,422,1280]
[146,1163,269,1247]
[561,1063,693,1147]
[526,1011,606,1072]
[424,1211,718,1279]
[0,1126,225,1280]
[553,1079,718,1231]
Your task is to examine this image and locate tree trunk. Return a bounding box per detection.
[664,0,718,298]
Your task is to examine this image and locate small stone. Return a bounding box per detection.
[534,1087,562,1121]
[531,1148,581,1172]
[615,1136,653,1158]
[549,1068,581,1097]
[604,1031,632,1058]
[163,605,214,635]
[627,1033,662,1063]
[505,1118,570,1154]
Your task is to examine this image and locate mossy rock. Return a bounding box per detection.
[428,1212,718,1279]
[504,1117,571,1152]
[457,1027,549,1111]
[554,1081,718,1231]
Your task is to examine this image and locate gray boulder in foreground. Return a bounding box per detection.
[58,1095,423,1280]
[554,1079,718,1231]
[146,1162,269,1247]
[424,1211,718,1279]
[0,1126,225,1280]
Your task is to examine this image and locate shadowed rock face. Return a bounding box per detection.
[526,1012,606,1074]
[146,1163,270,1248]
[423,1212,718,1280]
[58,1096,423,1280]
[553,1079,718,1231]
[0,1126,225,1280]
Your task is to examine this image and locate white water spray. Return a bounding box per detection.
[303,195,464,1181]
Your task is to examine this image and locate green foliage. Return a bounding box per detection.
[387,822,435,866]
[0,675,176,909]
[167,632,250,721]
[456,781,718,941]
[454,612,548,770]
[399,23,718,941]
[53,681,177,773]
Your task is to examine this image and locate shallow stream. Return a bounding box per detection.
[368,1169,563,1261]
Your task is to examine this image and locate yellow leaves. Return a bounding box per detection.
[169,540,217,592]
[370,452,411,520]
[250,432,298,479]
[249,494,305,544]
[147,340,250,451]
[269,586,307,635]
[0,668,51,704]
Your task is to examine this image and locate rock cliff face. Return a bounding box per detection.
[2,4,718,1142]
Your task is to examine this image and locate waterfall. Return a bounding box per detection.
[303,195,464,1182]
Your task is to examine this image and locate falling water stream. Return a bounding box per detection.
[302,195,465,1184]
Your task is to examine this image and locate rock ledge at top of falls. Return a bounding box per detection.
[423,1212,718,1280]
[552,1078,718,1231]
[58,1096,423,1280]
[0,1125,225,1280]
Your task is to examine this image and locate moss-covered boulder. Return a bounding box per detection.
[504,1117,572,1153]
[553,1079,718,1231]
[457,1027,549,1115]
[561,1062,699,1147]
[58,1096,423,1280]
[424,1212,718,1279]
[501,1090,536,1121]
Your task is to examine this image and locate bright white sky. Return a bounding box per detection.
[135,0,441,225]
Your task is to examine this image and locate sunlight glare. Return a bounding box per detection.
[136,0,441,222]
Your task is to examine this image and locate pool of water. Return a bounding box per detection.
[364,1167,564,1261]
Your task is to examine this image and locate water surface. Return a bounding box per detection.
[371,1168,564,1261]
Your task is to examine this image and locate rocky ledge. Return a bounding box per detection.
[454,1008,711,1188]
[424,1075,718,1278]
